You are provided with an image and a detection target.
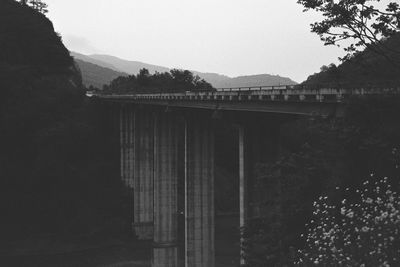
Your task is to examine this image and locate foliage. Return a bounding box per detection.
[28,0,48,14]
[297,0,400,62]
[296,154,400,266]
[0,0,127,239]
[75,58,127,89]
[103,68,214,93]
[17,0,48,14]
[303,33,400,85]
[242,142,338,266]
[2,0,72,72]
[242,97,400,266]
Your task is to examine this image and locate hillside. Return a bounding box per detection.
[75,59,127,89]
[0,0,74,74]
[303,34,400,86]
[0,0,122,239]
[71,52,123,72]
[209,74,297,88]
[73,52,297,88]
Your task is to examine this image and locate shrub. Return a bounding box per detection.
[296,149,400,266]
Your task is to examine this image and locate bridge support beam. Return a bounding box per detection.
[185,118,215,267]
[152,112,179,267]
[133,110,154,240]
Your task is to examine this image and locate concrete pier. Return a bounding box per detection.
[127,106,134,189]
[133,109,154,240]
[120,106,135,188]
[120,106,127,186]
[152,112,179,267]
[118,107,280,266]
[239,125,248,266]
[185,118,215,267]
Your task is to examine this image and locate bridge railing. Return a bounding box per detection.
[94,82,400,103]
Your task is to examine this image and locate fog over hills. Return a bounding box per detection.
[72,52,297,89]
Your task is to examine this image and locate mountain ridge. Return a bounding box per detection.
[74,59,128,89]
[72,52,297,88]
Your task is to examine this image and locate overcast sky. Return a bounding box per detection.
[46,0,345,82]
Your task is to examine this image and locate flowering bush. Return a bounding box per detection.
[296,161,400,266]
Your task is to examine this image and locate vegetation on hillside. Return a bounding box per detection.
[303,33,400,86]
[243,97,400,266]
[0,0,126,239]
[297,0,400,63]
[103,68,214,93]
[242,3,400,265]
[75,59,128,89]
[296,169,400,266]
[74,53,298,89]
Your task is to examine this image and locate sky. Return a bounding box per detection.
[46,0,346,83]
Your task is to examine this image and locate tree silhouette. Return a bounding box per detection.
[28,0,48,14]
[297,0,400,63]
[104,68,214,93]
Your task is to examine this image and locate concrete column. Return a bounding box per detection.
[120,106,130,186]
[152,112,179,267]
[133,109,154,240]
[119,106,124,184]
[185,119,215,267]
[120,106,135,233]
[239,125,248,266]
[128,106,135,189]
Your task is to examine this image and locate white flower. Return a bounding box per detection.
[341,207,346,215]
[361,226,369,232]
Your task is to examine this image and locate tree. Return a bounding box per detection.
[297,0,400,62]
[28,0,48,14]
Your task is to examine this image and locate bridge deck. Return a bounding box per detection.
[93,86,400,116]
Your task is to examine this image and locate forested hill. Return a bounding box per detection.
[303,34,400,86]
[0,0,118,238]
[75,59,128,89]
[210,74,297,88]
[0,0,75,75]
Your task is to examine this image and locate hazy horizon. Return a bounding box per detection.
[46,0,346,83]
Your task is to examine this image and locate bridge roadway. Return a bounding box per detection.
[95,85,400,117]
[96,85,400,267]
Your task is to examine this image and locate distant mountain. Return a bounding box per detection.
[72,52,297,88]
[89,54,170,75]
[71,52,120,72]
[75,59,127,89]
[207,74,297,88]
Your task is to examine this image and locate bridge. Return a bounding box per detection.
[94,85,400,267]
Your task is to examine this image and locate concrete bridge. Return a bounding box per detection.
[94,85,400,267]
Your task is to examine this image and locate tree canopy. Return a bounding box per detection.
[103,68,214,94]
[18,0,48,14]
[297,0,400,63]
